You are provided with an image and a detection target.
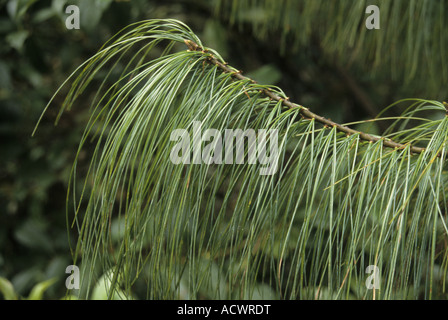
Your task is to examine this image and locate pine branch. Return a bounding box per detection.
[184,40,428,155]
[40,19,448,300]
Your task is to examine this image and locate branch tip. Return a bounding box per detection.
[184,39,200,51]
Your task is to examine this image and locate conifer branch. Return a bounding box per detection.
[184,39,429,155]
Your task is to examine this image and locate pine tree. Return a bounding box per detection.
[36,2,448,300]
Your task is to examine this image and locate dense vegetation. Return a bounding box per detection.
[1,0,447,300]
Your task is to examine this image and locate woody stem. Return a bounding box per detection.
[185,40,427,155]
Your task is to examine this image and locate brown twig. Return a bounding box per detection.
[184,40,429,155]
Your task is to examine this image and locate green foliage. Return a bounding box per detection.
[39,18,448,300]
[215,0,448,98]
[4,0,448,300]
[27,277,57,300]
[0,276,57,300]
[1,0,80,299]
[0,0,166,300]
[0,277,17,300]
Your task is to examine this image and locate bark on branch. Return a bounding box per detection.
[184,40,429,155]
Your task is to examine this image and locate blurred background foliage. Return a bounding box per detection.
[0,0,446,299]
